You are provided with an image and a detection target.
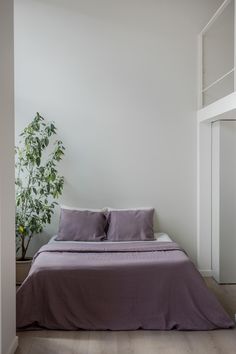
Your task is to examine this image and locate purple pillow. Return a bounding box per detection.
[106,209,155,241]
[56,208,106,241]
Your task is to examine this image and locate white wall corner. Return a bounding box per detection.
[6,336,18,354]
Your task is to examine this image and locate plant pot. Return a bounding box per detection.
[16,258,32,285]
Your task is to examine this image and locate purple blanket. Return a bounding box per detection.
[16,241,234,330]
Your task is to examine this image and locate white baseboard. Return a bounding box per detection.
[199,269,213,277]
[6,336,18,354]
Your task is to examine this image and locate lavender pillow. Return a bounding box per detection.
[106,209,155,241]
[56,208,106,241]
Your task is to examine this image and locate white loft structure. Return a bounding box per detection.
[197,0,236,281]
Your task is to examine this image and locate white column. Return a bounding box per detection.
[197,121,212,274]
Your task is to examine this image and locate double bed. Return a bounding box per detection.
[16,233,234,331]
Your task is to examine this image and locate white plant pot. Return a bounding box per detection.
[16,259,32,285]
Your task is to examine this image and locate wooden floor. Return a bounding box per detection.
[16,278,236,354]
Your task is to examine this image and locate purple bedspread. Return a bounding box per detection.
[16,241,234,330]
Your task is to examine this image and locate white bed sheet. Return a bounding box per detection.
[48,232,172,244]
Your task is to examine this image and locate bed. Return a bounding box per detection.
[16,233,234,331]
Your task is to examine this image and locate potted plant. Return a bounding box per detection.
[15,113,65,284]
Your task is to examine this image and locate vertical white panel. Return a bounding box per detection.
[211,121,220,282]
[219,121,236,283]
[0,0,17,353]
[198,34,203,109]
[212,120,236,284]
[197,122,212,271]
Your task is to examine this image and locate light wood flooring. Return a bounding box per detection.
[16,278,236,354]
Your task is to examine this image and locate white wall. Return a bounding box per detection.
[14,0,223,262]
[0,1,17,353]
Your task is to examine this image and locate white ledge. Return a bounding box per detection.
[197,92,236,123]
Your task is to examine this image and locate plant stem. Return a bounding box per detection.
[24,233,33,259]
[21,235,26,260]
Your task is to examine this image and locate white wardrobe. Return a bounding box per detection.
[212,120,236,283]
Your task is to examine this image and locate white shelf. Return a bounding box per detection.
[197,91,236,123]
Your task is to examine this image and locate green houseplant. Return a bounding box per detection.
[15,113,65,284]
